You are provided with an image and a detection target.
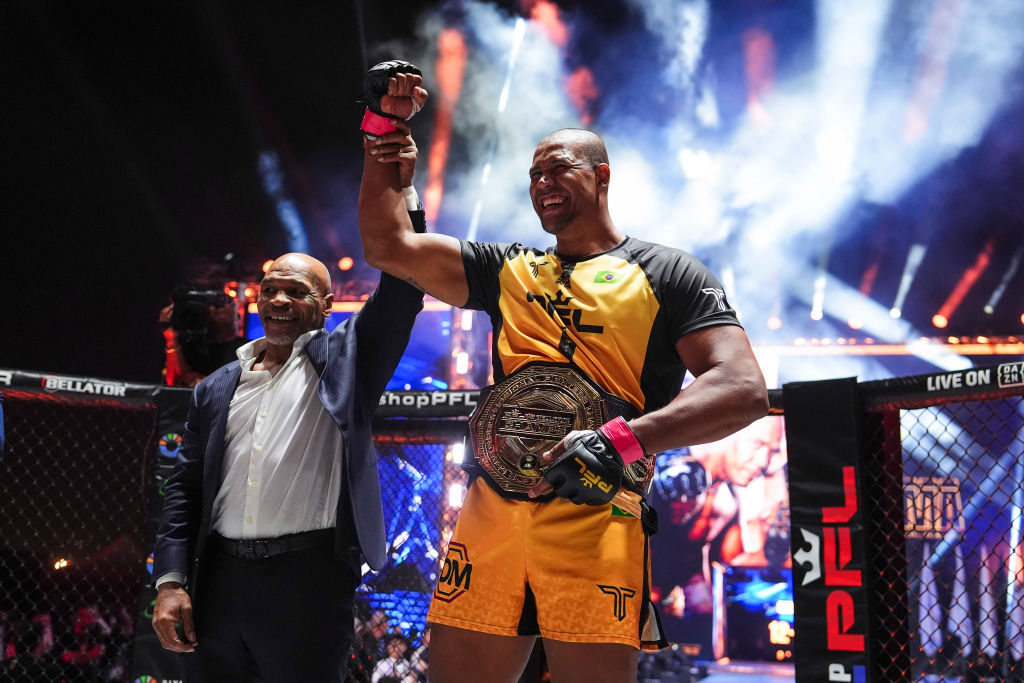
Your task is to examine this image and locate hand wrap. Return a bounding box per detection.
[360,59,422,136]
[543,417,646,506]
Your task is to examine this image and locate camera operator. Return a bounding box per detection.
[159,287,247,387]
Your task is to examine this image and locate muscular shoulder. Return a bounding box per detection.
[616,237,706,276]
[461,240,547,267]
[617,237,739,328]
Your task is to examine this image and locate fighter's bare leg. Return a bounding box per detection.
[543,639,639,683]
[428,623,536,683]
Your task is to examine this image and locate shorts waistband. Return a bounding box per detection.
[210,528,334,560]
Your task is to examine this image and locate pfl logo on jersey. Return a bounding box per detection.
[434,542,473,603]
[575,457,612,494]
[525,290,604,334]
[597,585,636,621]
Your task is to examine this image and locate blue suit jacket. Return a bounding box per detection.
[152,270,423,590]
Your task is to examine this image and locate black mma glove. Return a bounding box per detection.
[543,417,646,506]
[652,459,709,525]
[544,430,623,505]
[652,459,709,502]
[360,59,422,136]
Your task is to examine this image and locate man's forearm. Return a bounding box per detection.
[630,365,769,454]
[358,144,415,271]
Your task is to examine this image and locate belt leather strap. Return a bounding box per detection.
[210,528,334,560]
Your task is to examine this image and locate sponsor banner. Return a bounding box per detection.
[861,361,1024,407]
[784,378,871,682]
[1,368,483,418]
[376,389,479,417]
[0,367,162,401]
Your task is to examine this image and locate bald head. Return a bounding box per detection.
[267,252,332,294]
[538,129,609,169]
[257,252,334,348]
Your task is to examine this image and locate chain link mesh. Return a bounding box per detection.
[865,396,1024,682]
[0,389,156,682]
[346,440,463,683]
[5,373,1020,683]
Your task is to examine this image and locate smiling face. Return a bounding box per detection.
[256,253,332,348]
[529,130,609,236]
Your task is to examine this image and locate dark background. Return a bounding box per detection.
[4,1,430,382]
[4,0,1022,384]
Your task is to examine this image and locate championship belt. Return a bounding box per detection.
[468,363,655,498]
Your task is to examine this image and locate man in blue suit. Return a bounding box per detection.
[150,245,424,680]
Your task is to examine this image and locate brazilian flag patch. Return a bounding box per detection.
[594,270,621,283]
[611,504,636,518]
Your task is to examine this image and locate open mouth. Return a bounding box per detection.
[538,195,567,212]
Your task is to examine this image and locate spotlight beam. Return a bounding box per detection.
[890,243,928,318]
[786,264,972,371]
[933,237,996,328]
[984,244,1022,314]
[465,17,526,242]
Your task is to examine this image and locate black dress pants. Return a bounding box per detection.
[183,539,360,682]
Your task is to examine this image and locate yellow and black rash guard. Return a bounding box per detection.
[461,236,742,414]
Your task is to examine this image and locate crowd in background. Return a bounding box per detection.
[0,606,134,682]
[347,609,429,683]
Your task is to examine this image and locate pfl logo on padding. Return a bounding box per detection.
[434,542,473,603]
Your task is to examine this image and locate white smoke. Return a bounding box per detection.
[376,0,1024,379]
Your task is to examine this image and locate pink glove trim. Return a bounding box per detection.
[599,416,646,465]
[361,108,397,136]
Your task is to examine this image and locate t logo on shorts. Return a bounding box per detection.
[598,585,636,621]
[434,542,473,603]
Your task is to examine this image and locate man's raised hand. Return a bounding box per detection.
[360,60,428,136]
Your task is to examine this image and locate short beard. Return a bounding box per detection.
[541,217,569,235]
[265,332,295,346]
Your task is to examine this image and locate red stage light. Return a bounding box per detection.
[337,257,354,271]
[262,259,273,273]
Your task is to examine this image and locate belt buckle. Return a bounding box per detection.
[469,364,608,495]
[235,540,268,560]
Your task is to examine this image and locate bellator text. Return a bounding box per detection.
[42,375,127,396]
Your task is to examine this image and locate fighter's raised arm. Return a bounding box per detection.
[356,60,469,306]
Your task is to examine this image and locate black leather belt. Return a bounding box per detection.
[210,528,334,560]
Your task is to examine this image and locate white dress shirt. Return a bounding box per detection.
[155,329,344,589]
[212,329,343,538]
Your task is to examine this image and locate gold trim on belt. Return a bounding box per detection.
[468,364,654,497]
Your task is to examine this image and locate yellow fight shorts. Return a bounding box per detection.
[427,479,665,650]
